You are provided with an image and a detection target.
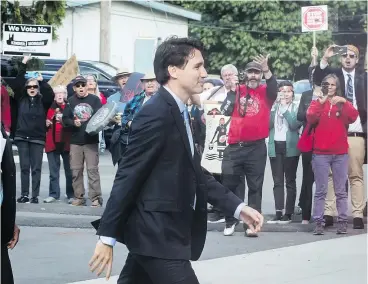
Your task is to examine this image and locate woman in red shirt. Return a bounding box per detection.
[307,74,358,235]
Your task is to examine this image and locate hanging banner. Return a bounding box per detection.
[201,101,231,174]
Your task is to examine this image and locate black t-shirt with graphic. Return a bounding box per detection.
[62,94,102,145]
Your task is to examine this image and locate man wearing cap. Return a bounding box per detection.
[62,76,103,207]
[107,68,133,114]
[314,45,366,229]
[213,56,277,237]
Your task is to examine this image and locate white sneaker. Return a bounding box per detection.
[43,197,56,203]
[223,223,237,236]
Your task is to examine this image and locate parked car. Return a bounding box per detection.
[293,79,312,103]
[1,56,120,98]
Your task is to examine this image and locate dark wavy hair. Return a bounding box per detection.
[153,36,204,85]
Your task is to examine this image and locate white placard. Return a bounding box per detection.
[301,5,328,32]
[201,101,231,174]
[2,23,52,57]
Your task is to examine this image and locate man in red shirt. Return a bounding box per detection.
[220,56,278,237]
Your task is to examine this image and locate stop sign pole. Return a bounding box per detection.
[301,5,328,65]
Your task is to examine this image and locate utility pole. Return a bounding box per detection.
[100,0,111,63]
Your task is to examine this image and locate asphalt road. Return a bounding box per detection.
[15,151,367,229]
[9,227,367,284]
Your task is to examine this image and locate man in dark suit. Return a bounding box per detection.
[88,37,264,283]
[314,44,366,229]
[1,123,20,284]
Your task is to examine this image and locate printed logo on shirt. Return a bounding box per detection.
[74,103,93,122]
[239,95,260,117]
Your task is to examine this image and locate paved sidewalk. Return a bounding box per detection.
[68,234,367,284]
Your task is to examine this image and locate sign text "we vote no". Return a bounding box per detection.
[7,25,49,33]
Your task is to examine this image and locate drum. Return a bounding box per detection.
[85,101,118,135]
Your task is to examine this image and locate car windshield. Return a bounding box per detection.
[293,80,312,94]
[84,61,118,77]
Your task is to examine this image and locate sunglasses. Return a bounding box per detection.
[26,85,39,90]
[75,83,86,88]
[342,54,356,59]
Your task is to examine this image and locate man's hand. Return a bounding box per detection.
[7,224,20,250]
[330,96,346,105]
[239,206,264,234]
[311,46,318,58]
[322,45,338,64]
[46,119,53,127]
[229,75,239,92]
[74,116,81,127]
[89,241,113,280]
[253,54,270,72]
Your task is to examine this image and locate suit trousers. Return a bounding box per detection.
[117,253,199,284]
[324,137,366,218]
[1,245,14,284]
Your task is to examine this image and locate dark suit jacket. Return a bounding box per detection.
[313,65,366,133]
[96,87,242,261]
[1,124,16,245]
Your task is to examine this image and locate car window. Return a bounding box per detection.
[80,66,109,81]
[293,81,312,94]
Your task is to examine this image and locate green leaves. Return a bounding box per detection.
[172,0,367,80]
[1,0,66,40]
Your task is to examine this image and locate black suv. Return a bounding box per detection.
[1,56,120,98]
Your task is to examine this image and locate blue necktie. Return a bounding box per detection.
[346,74,354,103]
[183,107,196,209]
[183,107,194,157]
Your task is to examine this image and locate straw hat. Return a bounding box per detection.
[112,68,132,81]
[140,72,156,81]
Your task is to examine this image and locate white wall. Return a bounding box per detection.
[51,1,189,70]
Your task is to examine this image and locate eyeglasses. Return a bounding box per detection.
[342,54,356,59]
[75,83,86,88]
[26,85,39,90]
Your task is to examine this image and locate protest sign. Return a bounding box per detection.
[201,101,231,174]
[48,55,79,88]
[2,24,52,57]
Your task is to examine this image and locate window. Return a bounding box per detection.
[79,66,109,81]
[134,38,156,74]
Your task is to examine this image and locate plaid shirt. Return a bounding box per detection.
[121,91,146,129]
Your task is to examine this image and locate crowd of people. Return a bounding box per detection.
[0,35,367,284]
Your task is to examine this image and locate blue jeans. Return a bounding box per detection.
[312,154,349,223]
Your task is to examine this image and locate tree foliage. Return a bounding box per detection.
[1,0,66,40]
[171,0,367,80]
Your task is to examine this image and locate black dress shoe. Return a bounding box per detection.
[353,217,364,229]
[324,215,334,227]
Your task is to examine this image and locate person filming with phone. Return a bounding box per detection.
[307,74,358,235]
[314,45,367,229]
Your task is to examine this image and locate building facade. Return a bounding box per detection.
[51,0,201,73]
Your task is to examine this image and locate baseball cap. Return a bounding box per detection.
[72,75,87,86]
[244,62,262,72]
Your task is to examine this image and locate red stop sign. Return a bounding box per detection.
[303,7,326,30]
